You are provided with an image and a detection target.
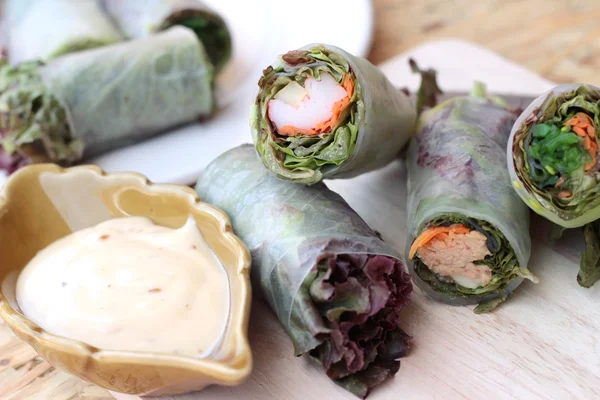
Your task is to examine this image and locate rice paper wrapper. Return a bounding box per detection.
[507,83,600,228]
[251,43,416,184]
[196,144,413,398]
[100,0,232,72]
[406,96,533,307]
[5,0,122,63]
[39,26,214,158]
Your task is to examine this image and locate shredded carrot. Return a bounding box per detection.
[555,176,565,188]
[565,112,597,171]
[408,224,471,259]
[558,191,573,199]
[573,126,587,137]
[276,74,355,136]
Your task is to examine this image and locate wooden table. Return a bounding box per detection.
[368,0,600,86]
[2,1,600,398]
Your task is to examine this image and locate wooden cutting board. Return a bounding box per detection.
[107,40,599,400]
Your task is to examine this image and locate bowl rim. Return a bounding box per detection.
[0,163,253,385]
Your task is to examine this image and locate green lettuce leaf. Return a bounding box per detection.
[579,221,600,288]
[0,59,81,167]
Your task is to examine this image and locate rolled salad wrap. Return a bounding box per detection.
[507,84,600,287]
[4,0,123,63]
[101,0,232,73]
[196,145,413,398]
[0,26,214,174]
[406,84,537,313]
[250,44,417,185]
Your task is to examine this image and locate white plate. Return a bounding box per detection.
[0,0,374,187]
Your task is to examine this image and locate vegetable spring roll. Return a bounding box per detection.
[101,0,231,73]
[5,0,123,63]
[196,144,413,398]
[250,44,417,185]
[406,84,537,313]
[507,84,600,287]
[0,26,214,174]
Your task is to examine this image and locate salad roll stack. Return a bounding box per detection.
[507,84,600,287]
[196,145,413,398]
[5,0,123,63]
[406,85,537,313]
[0,27,214,174]
[251,44,416,185]
[101,0,232,73]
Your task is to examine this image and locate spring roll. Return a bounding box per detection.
[250,44,417,185]
[0,26,214,174]
[507,84,600,287]
[406,84,537,313]
[5,0,123,64]
[195,144,413,398]
[101,0,231,73]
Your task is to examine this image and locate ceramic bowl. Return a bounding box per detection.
[0,164,252,396]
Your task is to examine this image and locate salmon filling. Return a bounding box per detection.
[267,73,354,137]
[409,224,492,289]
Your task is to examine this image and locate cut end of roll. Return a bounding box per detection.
[308,254,412,398]
[0,59,80,174]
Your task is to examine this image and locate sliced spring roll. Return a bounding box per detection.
[0,26,214,174]
[5,0,123,64]
[507,84,600,287]
[196,144,413,398]
[101,0,231,73]
[250,44,417,185]
[406,84,537,313]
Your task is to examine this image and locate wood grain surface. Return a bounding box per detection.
[368,0,600,86]
[2,1,600,399]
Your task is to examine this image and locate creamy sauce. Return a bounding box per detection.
[16,216,230,358]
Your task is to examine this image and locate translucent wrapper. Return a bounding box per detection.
[0,27,214,173]
[507,84,600,287]
[251,44,416,185]
[5,0,123,63]
[508,84,600,228]
[196,145,413,398]
[406,92,536,312]
[101,0,232,72]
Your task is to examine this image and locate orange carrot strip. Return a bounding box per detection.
[573,126,587,137]
[588,126,596,137]
[558,191,572,199]
[408,224,471,259]
[564,112,597,171]
[577,112,593,125]
[565,117,579,127]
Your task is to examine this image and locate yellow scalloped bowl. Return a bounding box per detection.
[0,164,252,396]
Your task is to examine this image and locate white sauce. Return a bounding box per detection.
[16,216,230,358]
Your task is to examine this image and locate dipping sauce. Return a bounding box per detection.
[16,216,230,358]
